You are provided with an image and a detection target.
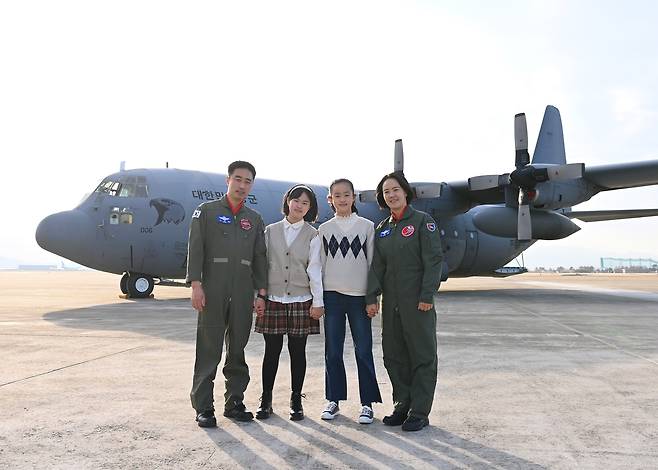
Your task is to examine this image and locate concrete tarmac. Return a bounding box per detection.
[1,272,657,469]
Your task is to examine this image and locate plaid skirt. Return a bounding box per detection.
[254,299,320,336]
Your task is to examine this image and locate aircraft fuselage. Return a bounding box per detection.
[36,168,531,285]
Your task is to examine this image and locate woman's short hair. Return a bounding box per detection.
[282,184,319,222]
[375,171,414,209]
[328,178,358,214]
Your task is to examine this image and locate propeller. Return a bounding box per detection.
[394,139,404,173]
[358,139,442,202]
[467,112,584,240]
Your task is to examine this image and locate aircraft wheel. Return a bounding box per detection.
[127,273,154,298]
[120,273,129,294]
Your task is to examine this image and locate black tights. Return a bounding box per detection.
[262,334,308,393]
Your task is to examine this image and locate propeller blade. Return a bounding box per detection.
[517,204,532,240]
[394,139,404,173]
[545,163,584,181]
[468,175,503,191]
[413,183,442,199]
[514,113,530,169]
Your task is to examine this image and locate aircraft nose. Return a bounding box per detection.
[35,210,95,261]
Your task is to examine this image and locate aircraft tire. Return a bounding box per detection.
[127,273,154,298]
[120,273,129,295]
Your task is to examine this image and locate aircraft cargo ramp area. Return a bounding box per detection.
[1,272,657,469]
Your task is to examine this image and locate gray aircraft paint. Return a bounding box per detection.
[35,105,658,295]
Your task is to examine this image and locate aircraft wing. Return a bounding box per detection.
[565,208,658,222]
[583,159,658,190]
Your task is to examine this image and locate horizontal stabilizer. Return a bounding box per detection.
[565,208,658,222]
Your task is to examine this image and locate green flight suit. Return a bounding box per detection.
[366,206,443,420]
[187,196,267,413]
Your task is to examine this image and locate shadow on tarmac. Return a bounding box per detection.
[200,414,545,469]
[43,298,198,343]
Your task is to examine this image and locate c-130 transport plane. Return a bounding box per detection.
[36,106,658,298]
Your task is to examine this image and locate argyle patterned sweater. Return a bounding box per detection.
[318,213,375,296]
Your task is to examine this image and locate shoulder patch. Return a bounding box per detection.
[192,209,201,219]
[426,222,436,232]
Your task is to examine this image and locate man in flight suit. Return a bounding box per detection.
[187,161,267,427]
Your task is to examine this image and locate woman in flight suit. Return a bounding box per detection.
[366,171,444,432]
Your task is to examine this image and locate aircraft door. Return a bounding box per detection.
[95,201,148,274]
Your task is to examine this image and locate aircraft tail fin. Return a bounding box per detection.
[532,105,566,165]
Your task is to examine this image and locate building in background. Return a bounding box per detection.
[600,258,658,273]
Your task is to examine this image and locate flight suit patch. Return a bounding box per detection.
[379,228,392,238]
[426,222,436,232]
[192,209,201,219]
[240,218,252,230]
[401,225,415,237]
[216,215,233,224]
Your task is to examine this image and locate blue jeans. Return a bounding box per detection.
[323,291,382,405]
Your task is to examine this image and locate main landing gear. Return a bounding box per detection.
[120,272,155,298]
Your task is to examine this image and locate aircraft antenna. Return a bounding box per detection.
[166,162,169,168]
[120,161,125,172]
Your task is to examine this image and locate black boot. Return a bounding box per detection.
[256,391,273,420]
[289,392,304,421]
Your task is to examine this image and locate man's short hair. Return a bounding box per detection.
[228,161,256,179]
[375,171,414,209]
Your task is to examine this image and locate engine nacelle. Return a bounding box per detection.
[472,206,580,240]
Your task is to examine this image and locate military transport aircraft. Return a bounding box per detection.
[36,106,658,298]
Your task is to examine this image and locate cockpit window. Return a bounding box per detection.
[94,176,149,198]
[118,176,149,197]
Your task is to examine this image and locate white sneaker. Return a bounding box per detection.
[358,405,374,424]
[321,401,339,420]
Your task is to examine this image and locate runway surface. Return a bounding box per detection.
[1,272,657,469]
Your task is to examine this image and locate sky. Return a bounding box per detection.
[1,0,657,269]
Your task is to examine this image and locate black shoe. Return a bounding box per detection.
[256,391,273,420]
[401,415,429,431]
[223,402,254,422]
[382,409,408,426]
[196,410,217,428]
[289,392,305,421]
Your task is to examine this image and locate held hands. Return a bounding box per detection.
[310,306,325,320]
[254,298,266,317]
[366,303,379,318]
[417,302,433,312]
[191,282,206,311]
